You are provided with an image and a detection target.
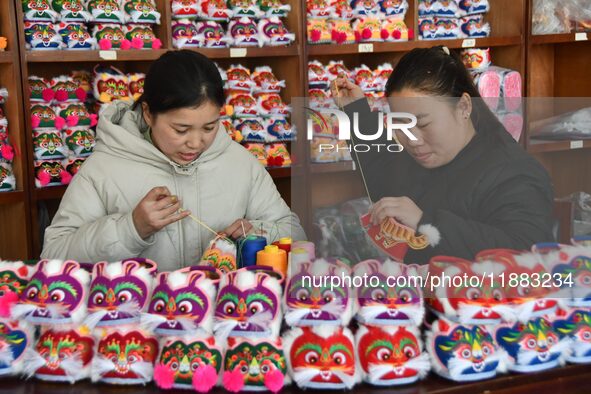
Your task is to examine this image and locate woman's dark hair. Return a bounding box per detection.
[135,50,225,115]
[385,46,510,142]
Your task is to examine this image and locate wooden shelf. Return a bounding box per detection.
[268,167,292,178]
[307,36,523,56]
[187,45,299,59]
[25,46,300,63]
[527,139,591,153]
[530,32,590,45]
[310,161,355,174]
[0,51,14,63]
[0,363,589,394]
[25,49,169,63]
[34,186,66,201]
[0,190,25,205]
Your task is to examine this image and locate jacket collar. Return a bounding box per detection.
[95,101,232,176]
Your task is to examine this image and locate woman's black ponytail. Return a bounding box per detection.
[385,46,510,143]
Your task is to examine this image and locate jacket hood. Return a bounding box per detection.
[94,100,232,173]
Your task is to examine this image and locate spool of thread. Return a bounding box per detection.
[237,236,267,268]
[288,248,312,276]
[272,237,292,253]
[257,245,288,276]
[292,241,315,260]
[290,248,311,266]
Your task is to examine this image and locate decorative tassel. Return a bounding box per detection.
[11,302,36,320]
[31,115,41,129]
[139,312,167,332]
[61,170,73,185]
[60,353,85,383]
[310,29,321,42]
[392,29,402,39]
[22,348,47,378]
[154,364,175,389]
[362,28,371,39]
[98,39,112,50]
[0,343,14,366]
[38,170,51,186]
[121,39,132,50]
[130,361,154,381]
[91,354,113,382]
[264,369,284,393]
[83,310,108,330]
[131,37,144,49]
[1,144,14,161]
[75,88,86,101]
[193,364,217,393]
[55,116,66,130]
[66,115,79,127]
[380,29,389,39]
[42,88,55,102]
[55,89,68,102]
[0,291,19,318]
[90,114,98,127]
[153,39,162,49]
[223,369,245,393]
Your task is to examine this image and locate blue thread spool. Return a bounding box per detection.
[237,236,267,268]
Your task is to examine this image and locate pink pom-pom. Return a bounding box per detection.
[362,28,371,39]
[223,369,245,393]
[120,39,132,50]
[154,364,175,389]
[55,116,66,130]
[55,89,68,102]
[264,369,284,393]
[75,88,86,101]
[17,266,28,277]
[392,29,402,39]
[41,88,55,102]
[90,114,98,127]
[131,37,144,49]
[380,29,389,40]
[408,28,414,39]
[98,39,112,50]
[193,364,217,393]
[1,144,14,161]
[60,170,72,185]
[331,29,338,41]
[335,32,346,44]
[310,29,321,42]
[152,38,162,49]
[354,31,361,42]
[66,115,79,127]
[38,170,50,186]
[31,115,41,129]
[0,291,19,318]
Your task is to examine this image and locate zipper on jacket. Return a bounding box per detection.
[172,172,185,267]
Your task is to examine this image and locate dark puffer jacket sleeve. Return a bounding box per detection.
[408,159,555,263]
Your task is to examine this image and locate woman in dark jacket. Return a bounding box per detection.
[330,46,555,264]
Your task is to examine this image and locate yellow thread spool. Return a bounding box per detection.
[257,245,287,276]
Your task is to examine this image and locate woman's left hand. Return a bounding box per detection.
[222,219,254,239]
[369,197,423,230]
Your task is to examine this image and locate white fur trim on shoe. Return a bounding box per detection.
[418,224,441,247]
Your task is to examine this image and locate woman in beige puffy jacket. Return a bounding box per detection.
[41,50,306,271]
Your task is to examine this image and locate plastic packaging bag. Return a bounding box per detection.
[557,192,591,237]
